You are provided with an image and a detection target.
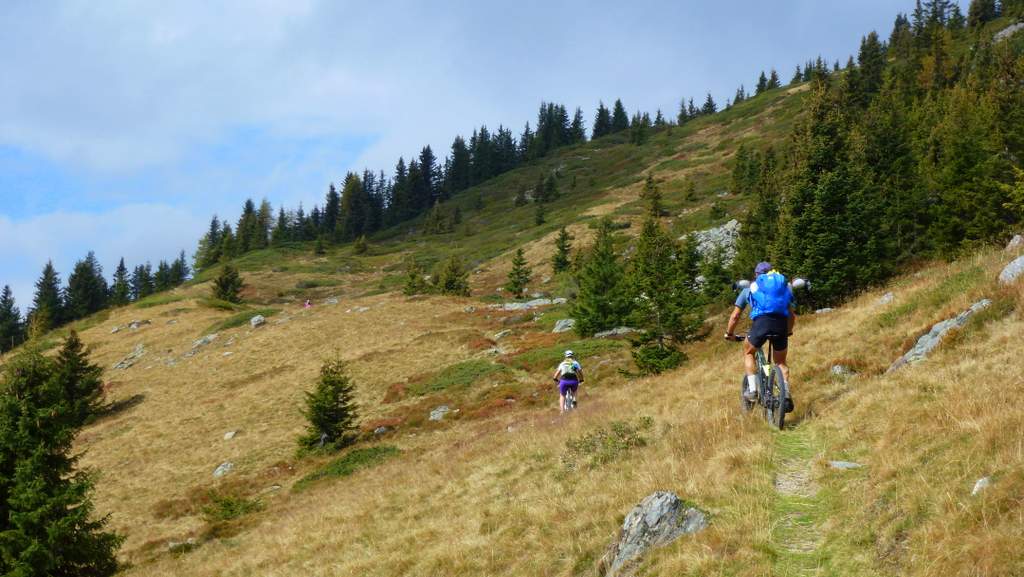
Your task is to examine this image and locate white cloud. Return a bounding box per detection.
[0,205,205,308]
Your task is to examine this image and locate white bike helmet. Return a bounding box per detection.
[564,350,574,358]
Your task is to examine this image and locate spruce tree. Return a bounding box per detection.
[30,261,63,333]
[109,258,131,306]
[611,99,629,133]
[0,348,123,576]
[505,248,532,298]
[641,175,663,217]
[570,107,587,142]
[572,218,630,336]
[130,264,154,301]
[552,227,573,273]
[628,217,703,374]
[298,357,359,451]
[322,184,340,237]
[756,71,769,94]
[701,93,718,115]
[677,98,691,125]
[513,187,528,207]
[402,259,430,296]
[212,264,244,303]
[791,65,803,85]
[534,202,546,226]
[593,102,612,138]
[768,69,781,89]
[432,256,471,297]
[314,236,326,256]
[0,286,23,353]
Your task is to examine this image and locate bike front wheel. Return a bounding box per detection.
[767,369,787,430]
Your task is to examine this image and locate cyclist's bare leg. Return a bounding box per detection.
[559,393,566,413]
[773,348,790,391]
[742,339,757,376]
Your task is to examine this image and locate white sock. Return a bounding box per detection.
[746,375,758,392]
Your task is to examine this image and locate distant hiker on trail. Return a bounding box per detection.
[725,261,796,406]
[303,299,312,309]
[553,350,584,413]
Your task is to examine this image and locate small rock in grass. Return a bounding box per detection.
[815,308,834,314]
[878,292,894,305]
[223,431,237,440]
[972,476,992,496]
[493,329,512,340]
[212,461,234,478]
[463,306,477,313]
[1005,234,1023,252]
[829,460,863,470]
[599,491,708,577]
[110,326,121,334]
[830,365,854,376]
[250,315,266,328]
[429,405,451,421]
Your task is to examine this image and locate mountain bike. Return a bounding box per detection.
[564,386,577,412]
[728,333,790,430]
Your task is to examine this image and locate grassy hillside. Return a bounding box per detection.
[6,73,1024,576]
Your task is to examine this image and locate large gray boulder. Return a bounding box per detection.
[598,492,708,577]
[999,256,1024,285]
[684,219,741,266]
[250,315,266,328]
[887,299,992,372]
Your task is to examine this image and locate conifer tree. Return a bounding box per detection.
[402,259,430,296]
[570,107,587,142]
[593,102,612,138]
[641,175,663,217]
[153,260,172,292]
[130,264,154,301]
[505,248,532,298]
[30,261,63,332]
[212,264,244,303]
[756,71,769,94]
[0,346,123,576]
[687,98,698,119]
[677,98,691,125]
[627,217,703,374]
[791,65,803,85]
[314,236,326,256]
[572,218,630,336]
[967,0,998,26]
[654,109,665,126]
[353,235,368,255]
[298,357,359,451]
[448,136,472,193]
[513,187,528,207]
[109,258,131,306]
[0,286,23,353]
[552,227,573,274]
[611,99,629,133]
[432,256,471,296]
[534,202,546,226]
[701,93,718,115]
[768,69,781,89]
[685,180,698,202]
[322,184,340,237]
[339,172,369,242]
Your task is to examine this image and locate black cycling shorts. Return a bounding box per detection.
[748,314,789,351]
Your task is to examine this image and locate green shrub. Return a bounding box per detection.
[201,493,264,522]
[631,342,685,375]
[409,360,510,396]
[133,294,187,309]
[561,417,654,471]
[294,446,400,490]
[203,308,280,334]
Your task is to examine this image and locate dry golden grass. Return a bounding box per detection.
[35,242,1023,576]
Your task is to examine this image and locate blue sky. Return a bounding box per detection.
[0,0,954,309]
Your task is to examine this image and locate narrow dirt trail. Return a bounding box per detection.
[771,426,827,576]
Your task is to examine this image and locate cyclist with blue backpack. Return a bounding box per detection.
[725,262,796,406]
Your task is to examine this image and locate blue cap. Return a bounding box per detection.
[755,262,773,275]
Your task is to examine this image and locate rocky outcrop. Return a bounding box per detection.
[1006,234,1023,252]
[552,319,576,333]
[994,21,1024,42]
[684,219,740,266]
[213,461,234,478]
[488,297,567,312]
[429,405,451,421]
[184,334,218,358]
[887,299,992,372]
[598,492,708,577]
[595,327,637,338]
[999,256,1024,285]
[829,460,863,470]
[250,315,266,328]
[113,344,146,370]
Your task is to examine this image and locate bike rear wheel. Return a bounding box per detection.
[565,388,576,411]
[740,375,753,413]
[766,368,787,430]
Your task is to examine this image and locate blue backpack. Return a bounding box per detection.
[750,272,791,319]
